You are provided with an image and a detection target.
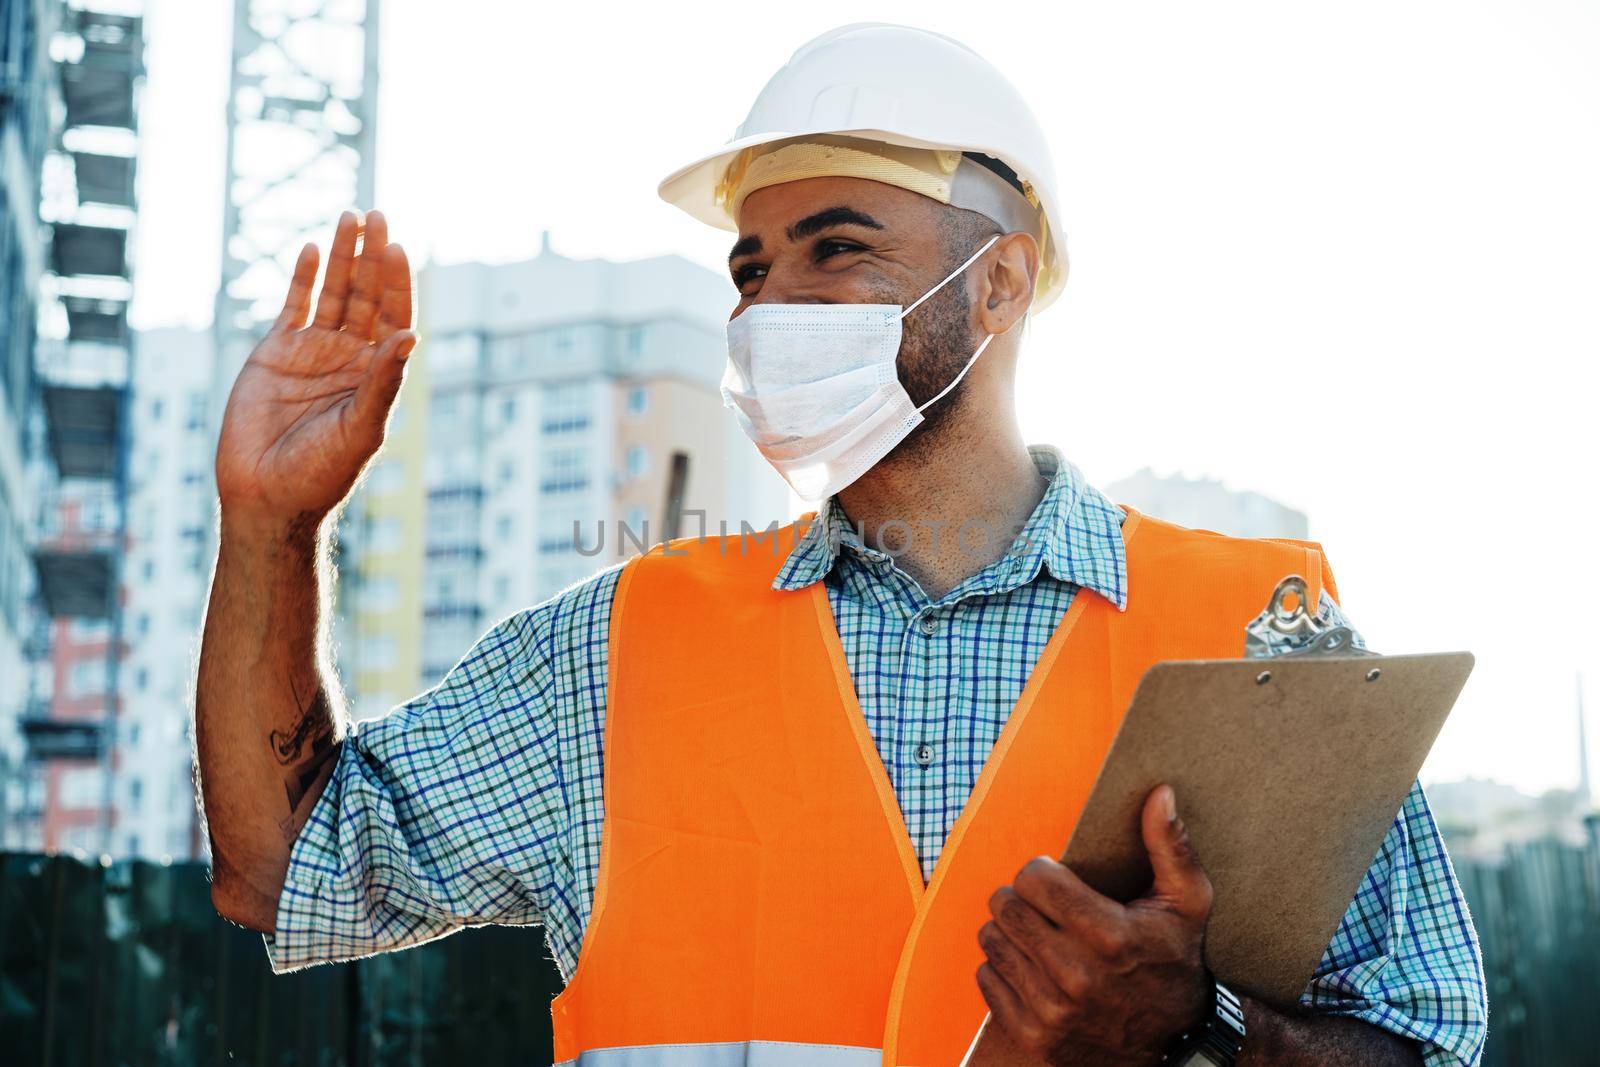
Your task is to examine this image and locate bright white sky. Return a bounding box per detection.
[131,0,1597,794]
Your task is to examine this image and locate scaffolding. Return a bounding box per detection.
[211,0,381,413]
[26,1,143,855]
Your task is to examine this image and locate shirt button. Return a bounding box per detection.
[918,615,939,636]
[913,743,936,767]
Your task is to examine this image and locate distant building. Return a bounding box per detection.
[334,240,790,719]
[10,4,145,856]
[0,0,60,844]
[1431,683,1598,860]
[1429,778,1594,861]
[1106,468,1309,540]
[112,327,214,859]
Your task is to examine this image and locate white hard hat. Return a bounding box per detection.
[658,23,1069,311]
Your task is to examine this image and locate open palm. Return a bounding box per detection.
[215,209,417,530]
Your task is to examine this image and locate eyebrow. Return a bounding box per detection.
[727,205,886,266]
[728,234,762,265]
[787,206,884,242]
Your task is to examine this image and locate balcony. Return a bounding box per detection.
[423,603,482,623]
[51,223,128,280]
[42,384,122,479]
[426,484,484,504]
[33,550,114,618]
[61,295,129,345]
[425,544,485,562]
[19,716,109,762]
[71,152,137,209]
[58,9,143,131]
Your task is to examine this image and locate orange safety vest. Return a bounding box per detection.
[551,506,1336,1066]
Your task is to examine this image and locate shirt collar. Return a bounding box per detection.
[773,444,1128,610]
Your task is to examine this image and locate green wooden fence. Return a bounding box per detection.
[1,840,1597,1065]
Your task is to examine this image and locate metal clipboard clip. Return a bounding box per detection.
[1244,575,1376,659]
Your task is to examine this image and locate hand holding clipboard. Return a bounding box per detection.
[962,577,1474,1065]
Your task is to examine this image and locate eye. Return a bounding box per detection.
[815,238,863,261]
[731,262,767,293]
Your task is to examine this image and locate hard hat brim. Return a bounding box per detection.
[659,127,1069,311]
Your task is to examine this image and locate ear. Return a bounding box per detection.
[975,231,1039,336]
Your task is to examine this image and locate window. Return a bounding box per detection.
[499,458,517,486]
[541,447,589,494]
[368,461,406,494]
[427,333,482,376]
[363,577,400,612]
[625,326,645,358]
[70,617,111,641]
[70,658,109,697]
[359,635,397,670]
[542,381,590,434]
[627,445,649,479]
[496,514,514,539]
[502,397,517,424]
[58,768,102,810]
[627,386,648,416]
[368,517,404,553]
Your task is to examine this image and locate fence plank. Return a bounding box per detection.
[3,845,1598,1065]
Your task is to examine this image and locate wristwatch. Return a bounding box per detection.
[1161,977,1246,1065]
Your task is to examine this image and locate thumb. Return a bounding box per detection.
[352,329,417,430]
[1140,784,1213,920]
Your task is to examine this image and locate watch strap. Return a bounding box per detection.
[1163,978,1246,1065]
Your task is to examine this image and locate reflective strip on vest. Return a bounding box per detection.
[555,1041,882,1066]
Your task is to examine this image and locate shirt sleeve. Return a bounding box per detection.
[261,592,587,974]
[1295,593,1490,1067]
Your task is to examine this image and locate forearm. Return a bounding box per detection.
[1239,996,1423,1066]
[195,509,346,932]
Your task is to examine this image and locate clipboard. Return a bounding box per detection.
[1060,650,1474,1005]
[961,577,1474,1064]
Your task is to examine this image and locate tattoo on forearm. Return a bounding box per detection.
[273,676,332,765]
[274,676,337,814]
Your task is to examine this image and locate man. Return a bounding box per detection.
[197,23,1486,1067]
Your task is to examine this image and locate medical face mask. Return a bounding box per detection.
[721,233,1001,501]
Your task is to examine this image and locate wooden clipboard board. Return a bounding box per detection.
[962,650,1474,1065]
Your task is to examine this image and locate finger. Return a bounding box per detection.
[375,242,414,339]
[975,962,1045,1055]
[1140,785,1214,920]
[344,209,389,340]
[1012,855,1121,931]
[350,328,417,436]
[313,211,361,329]
[978,920,1068,1030]
[988,886,1090,999]
[274,243,320,331]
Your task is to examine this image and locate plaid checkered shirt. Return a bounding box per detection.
[261,445,1487,1066]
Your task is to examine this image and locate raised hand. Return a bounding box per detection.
[215,209,417,534]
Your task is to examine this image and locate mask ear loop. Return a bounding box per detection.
[915,331,996,414]
[901,231,1005,414]
[898,232,1003,320]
